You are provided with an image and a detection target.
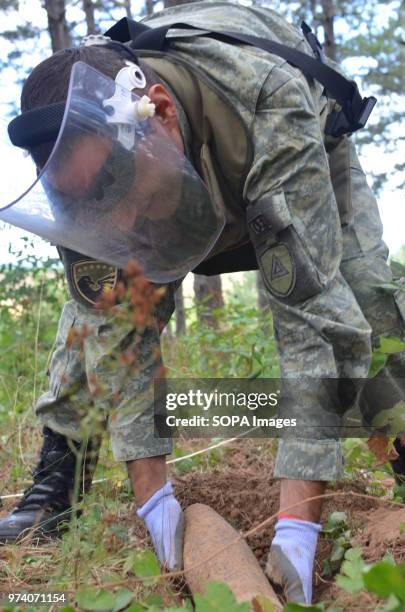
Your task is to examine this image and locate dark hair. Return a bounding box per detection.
[21,43,161,166]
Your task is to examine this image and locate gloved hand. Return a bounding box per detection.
[137,480,184,570]
[265,518,321,604]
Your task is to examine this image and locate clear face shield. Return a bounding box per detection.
[0,61,225,282]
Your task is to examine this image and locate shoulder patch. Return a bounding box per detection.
[70,260,119,307]
[260,244,296,298]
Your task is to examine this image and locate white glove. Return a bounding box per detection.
[266,518,321,603]
[137,480,184,570]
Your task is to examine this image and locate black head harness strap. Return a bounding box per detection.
[7,40,140,150]
[105,17,377,138]
[8,101,65,149]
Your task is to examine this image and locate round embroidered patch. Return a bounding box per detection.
[260,243,296,298]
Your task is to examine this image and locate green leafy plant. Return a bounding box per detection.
[76,587,133,611]
[194,581,251,611]
[162,301,279,379]
[335,548,405,611]
[335,547,367,593]
[322,511,351,575]
[363,562,405,609]
[369,336,405,379]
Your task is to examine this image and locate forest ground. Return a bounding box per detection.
[1,433,404,611]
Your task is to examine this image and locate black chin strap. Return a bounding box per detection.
[105,17,376,138]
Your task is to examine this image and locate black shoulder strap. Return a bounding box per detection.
[105,17,151,43]
[104,17,376,137]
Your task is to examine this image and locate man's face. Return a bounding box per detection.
[45,114,184,232]
[48,134,112,199]
[43,81,185,225]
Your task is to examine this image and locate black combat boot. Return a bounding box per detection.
[0,426,99,544]
[391,437,405,499]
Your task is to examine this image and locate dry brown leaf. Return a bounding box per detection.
[367,435,399,464]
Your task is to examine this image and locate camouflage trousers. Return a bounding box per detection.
[34,277,177,463]
[252,137,405,480]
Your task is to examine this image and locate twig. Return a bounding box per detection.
[33,274,45,404]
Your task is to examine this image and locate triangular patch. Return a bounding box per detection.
[271,254,289,280]
[260,244,295,298]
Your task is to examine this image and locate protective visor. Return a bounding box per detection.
[1,61,225,282]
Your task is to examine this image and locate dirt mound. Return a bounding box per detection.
[174,466,382,569]
[171,445,401,607]
[175,467,279,566]
[353,506,405,563]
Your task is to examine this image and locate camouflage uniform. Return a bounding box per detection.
[35,1,405,476]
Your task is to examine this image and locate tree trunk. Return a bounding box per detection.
[145,0,154,16]
[83,0,97,36]
[44,0,72,52]
[174,285,186,335]
[319,0,337,61]
[309,0,321,34]
[194,275,224,327]
[124,0,132,19]
[256,271,269,312]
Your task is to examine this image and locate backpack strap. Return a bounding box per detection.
[105,17,376,137]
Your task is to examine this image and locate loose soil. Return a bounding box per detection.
[171,442,404,609]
